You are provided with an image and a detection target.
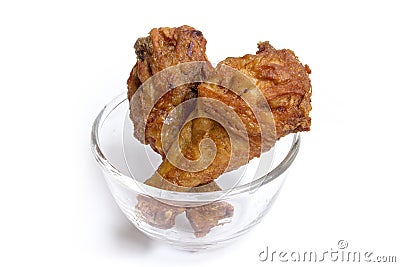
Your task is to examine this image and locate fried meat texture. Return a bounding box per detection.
[151,42,312,187]
[127,25,210,157]
[135,195,185,230]
[186,201,234,238]
[131,36,311,236]
[135,178,234,235]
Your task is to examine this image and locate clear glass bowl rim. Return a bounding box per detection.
[91,93,300,201]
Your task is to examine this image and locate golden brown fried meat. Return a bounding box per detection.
[186,202,234,238]
[135,178,233,233]
[223,41,312,138]
[135,195,185,230]
[127,25,210,157]
[152,118,232,187]
[151,42,312,187]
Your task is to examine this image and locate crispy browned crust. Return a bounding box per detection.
[132,35,311,237]
[127,25,209,157]
[136,178,230,233]
[127,64,141,102]
[135,195,185,229]
[153,42,312,187]
[186,201,234,238]
[223,41,312,138]
[152,119,230,187]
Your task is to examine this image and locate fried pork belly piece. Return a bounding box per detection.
[127,25,210,157]
[152,42,312,187]
[186,201,234,238]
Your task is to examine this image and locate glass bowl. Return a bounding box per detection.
[91,93,300,251]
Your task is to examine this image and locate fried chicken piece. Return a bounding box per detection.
[152,118,233,187]
[127,25,211,157]
[143,172,223,192]
[135,195,185,230]
[222,42,312,138]
[152,42,312,187]
[186,202,234,238]
[135,177,231,231]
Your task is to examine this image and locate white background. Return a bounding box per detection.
[1,0,399,266]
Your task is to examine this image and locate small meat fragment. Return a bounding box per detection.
[135,195,185,230]
[186,201,234,238]
[135,178,229,232]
